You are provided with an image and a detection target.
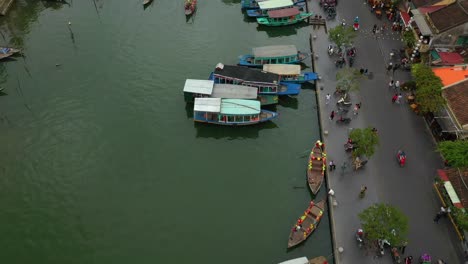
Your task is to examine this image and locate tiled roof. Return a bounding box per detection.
[427,1,468,33]
[433,66,468,86]
[442,79,468,128]
[412,0,445,8]
[442,168,468,208]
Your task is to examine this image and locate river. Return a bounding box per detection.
[0,1,332,263]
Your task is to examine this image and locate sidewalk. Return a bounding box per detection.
[309,0,465,263]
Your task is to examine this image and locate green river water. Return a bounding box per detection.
[0,1,332,263]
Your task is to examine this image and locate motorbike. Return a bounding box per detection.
[349,56,354,67]
[377,239,391,256]
[347,47,356,57]
[396,150,406,167]
[356,229,364,248]
[337,107,349,114]
[391,247,402,263]
[336,116,351,124]
[344,142,357,152]
[335,57,345,68]
[337,95,352,107]
[328,44,334,56]
[353,16,359,31]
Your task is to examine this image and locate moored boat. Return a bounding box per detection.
[193,98,278,126]
[257,7,313,26]
[239,45,308,67]
[210,63,300,96]
[288,200,325,248]
[183,79,258,102]
[143,0,153,7]
[278,256,328,264]
[241,0,304,10]
[184,0,197,16]
[307,140,326,195]
[0,47,20,60]
[246,0,305,18]
[263,64,318,83]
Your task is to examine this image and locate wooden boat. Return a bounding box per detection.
[183,79,258,103]
[278,256,328,264]
[210,63,301,96]
[184,0,197,16]
[143,0,153,7]
[239,45,309,67]
[246,0,305,18]
[0,47,20,60]
[307,140,326,195]
[288,200,325,248]
[193,98,278,126]
[256,7,313,26]
[242,0,304,10]
[263,64,318,83]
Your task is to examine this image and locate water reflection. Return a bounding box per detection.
[195,121,278,139]
[256,22,310,38]
[278,95,298,109]
[185,103,194,119]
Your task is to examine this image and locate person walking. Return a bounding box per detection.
[395,80,400,90]
[326,93,331,104]
[434,212,442,223]
[372,24,377,34]
[359,185,367,198]
[330,110,335,120]
[353,104,359,115]
[392,93,398,103]
[388,80,394,89]
[399,241,408,254]
[396,93,403,104]
[329,160,336,171]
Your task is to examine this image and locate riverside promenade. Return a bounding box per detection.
[308,0,466,263]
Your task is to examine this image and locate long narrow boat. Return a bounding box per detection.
[143,0,153,7]
[288,200,325,248]
[184,0,197,16]
[183,79,258,102]
[241,0,304,10]
[307,140,326,195]
[193,98,278,126]
[257,7,313,26]
[278,256,328,264]
[239,45,308,67]
[210,63,301,96]
[263,64,318,83]
[0,47,20,60]
[246,0,305,18]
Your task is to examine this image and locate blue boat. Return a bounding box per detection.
[239,45,309,67]
[209,63,301,96]
[242,0,305,10]
[263,64,318,83]
[246,0,305,18]
[193,98,278,126]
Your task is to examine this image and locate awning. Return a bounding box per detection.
[400,11,411,27]
[411,9,433,36]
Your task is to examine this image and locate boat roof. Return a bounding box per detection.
[258,0,293,10]
[214,64,279,83]
[268,7,300,18]
[278,257,309,264]
[183,79,214,94]
[212,84,258,99]
[263,64,301,75]
[252,45,298,58]
[194,98,221,113]
[221,99,260,115]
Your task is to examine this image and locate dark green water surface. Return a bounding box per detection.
[0,1,332,263]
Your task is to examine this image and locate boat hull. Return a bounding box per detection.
[0,47,20,60]
[276,83,301,95]
[242,0,305,10]
[257,13,312,27]
[238,54,308,67]
[194,109,278,125]
[287,200,325,248]
[307,141,326,195]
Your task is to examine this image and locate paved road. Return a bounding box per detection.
[308,0,466,263]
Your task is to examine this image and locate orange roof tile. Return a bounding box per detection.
[432,66,468,86]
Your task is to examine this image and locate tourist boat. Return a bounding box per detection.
[184,0,197,16]
[288,200,325,248]
[257,7,313,27]
[246,0,305,18]
[307,140,326,195]
[143,0,153,7]
[241,0,304,10]
[278,256,328,264]
[210,63,301,97]
[0,47,20,60]
[238,45,308,67]
[193,98,278,126]
[183,79,258,103]
[263,64,318,83]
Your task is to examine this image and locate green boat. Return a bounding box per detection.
[257,7,312,26]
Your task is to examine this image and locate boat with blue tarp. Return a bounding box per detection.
[209,63,301,96]
[193,98,278,126]
[257,7,313,26]
[246,0,305,18]
[0,47,20,60]
[183,79,259,103]
[263,64,317,83]
[241,0,304,10]
[238,45,308,67]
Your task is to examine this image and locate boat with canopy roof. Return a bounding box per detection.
[238,45,309,67]
[246,0,305,17]
[257,7,313,26]
[263,64,317,83]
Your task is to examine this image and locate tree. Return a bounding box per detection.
[329,25,357,50]
[438,140,468,168]
[411,63,446,113]
[359,203,409,247]
[336,68,362,92]
[349,127,379,158]
[402,29,416,48]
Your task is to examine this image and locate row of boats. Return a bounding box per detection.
[241,0,313,26]
[183,45,317,126]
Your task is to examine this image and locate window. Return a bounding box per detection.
[227,116,235,122]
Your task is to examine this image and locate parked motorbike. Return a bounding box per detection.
[391,247,402,263]
[335,57,345,68]
[344,142,357,152]
[349,56,354,67]
[347,47,356,57]
[336,95,352,107]
[397,150,406,167]
[337,107,349,114]
[328,44,334,56]
[336,116,351,124]
[356,229,364,248]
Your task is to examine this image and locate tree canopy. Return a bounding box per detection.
[438,140,468,168]
[336,68,362,92]
[411,63,445,113]
[329,25,357,49]
[359,203,409,246]
[349,127,379,158]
